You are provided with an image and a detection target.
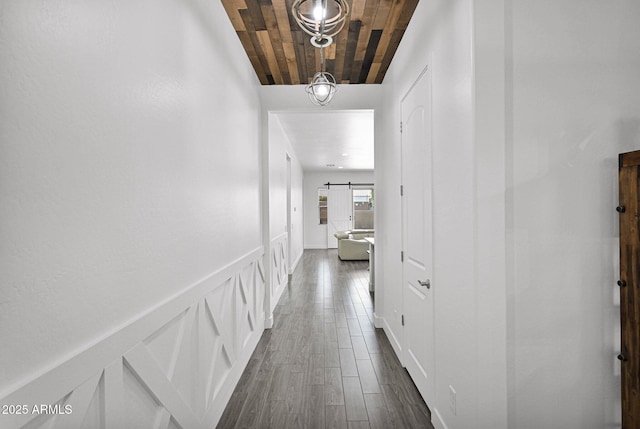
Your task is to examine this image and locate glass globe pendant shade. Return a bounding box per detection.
[292,0,349,44]
[306,71,337,106]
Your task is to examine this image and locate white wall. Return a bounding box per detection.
[474,1,509,426]
[378,0,492,427]
[0,1,264,427]
[269,117,289,240]
[378,0,640,428]
[507,1,640,427]
[260,85,383,112]
[303,171,375,249]
[268,114,304,270]
[265,114,305,323]
[290,154,305,271]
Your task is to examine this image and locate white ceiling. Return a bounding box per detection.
[274,110,374,171]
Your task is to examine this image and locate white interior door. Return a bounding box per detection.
[401,65,435,407]
[327,187,353,248]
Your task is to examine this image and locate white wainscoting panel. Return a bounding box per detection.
[270,233,289,314]
[1,249,265,429]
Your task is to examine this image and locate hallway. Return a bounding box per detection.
[218,250,433,429]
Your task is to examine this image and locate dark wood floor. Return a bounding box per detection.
[217,250,433,429]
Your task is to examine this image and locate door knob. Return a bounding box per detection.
[618,280,627,287]
[418,279,431,289]
[617,206,626,213]
[618,354,628,362]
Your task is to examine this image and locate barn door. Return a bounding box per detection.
[618,150,640,427]
[327,187,353,249]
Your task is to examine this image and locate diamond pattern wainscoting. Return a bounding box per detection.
[1,250,265,429]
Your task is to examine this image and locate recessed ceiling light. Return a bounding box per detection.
[338,166,344,169]
[341,153,349,157]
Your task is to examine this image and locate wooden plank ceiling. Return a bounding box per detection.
[221,0,419,85]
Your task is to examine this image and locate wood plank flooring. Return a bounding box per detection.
[217,250,433,429]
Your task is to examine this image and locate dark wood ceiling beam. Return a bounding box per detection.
[272,0,300,83]
[376,28,404,83]
[372,0,392,30]
[257,30,284,83]
[397,0,419,29]
[284,0,298,28]
[304,37,316,83]
[326,58,336,77]
[348,0,379,83]
[371,0,404,73]
[245,0,267,31]
[237,31,270,85]
[240,9,273,85]
[261,3,292,84]
[359,29,382,83]
[292,30,308,83]
[342,20,362,82]
[350,0,367,20]
[332,4,351,84]
[221,0,247,31]
[354,0,380,64]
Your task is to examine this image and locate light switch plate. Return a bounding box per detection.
[449,385,457,415]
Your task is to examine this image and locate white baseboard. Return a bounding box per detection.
[382,317,404,365]
[264,315,274,329]
[289,250,303,274]
[373,312,384,329]
[0,248,266,429]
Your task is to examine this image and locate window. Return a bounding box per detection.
[353,188,374,229]
[318,188,328,224]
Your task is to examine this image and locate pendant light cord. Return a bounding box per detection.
[320,0,327,37]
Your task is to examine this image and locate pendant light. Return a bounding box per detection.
[291,0,349,48]
[305,47,336,106]
[292,0,347,106]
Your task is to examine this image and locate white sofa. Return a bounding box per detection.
[334,229,374,261]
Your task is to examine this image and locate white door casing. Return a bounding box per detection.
[327,187,353,248]
[401,64,435,407]
[286,153,292,272]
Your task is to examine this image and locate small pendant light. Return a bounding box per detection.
[305,47,336,106]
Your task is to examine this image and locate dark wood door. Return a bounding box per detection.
[618,150,640,428]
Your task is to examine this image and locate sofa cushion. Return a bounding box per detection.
[337,236,370,260]
[334,231,350,239]
[351,229,374,234]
